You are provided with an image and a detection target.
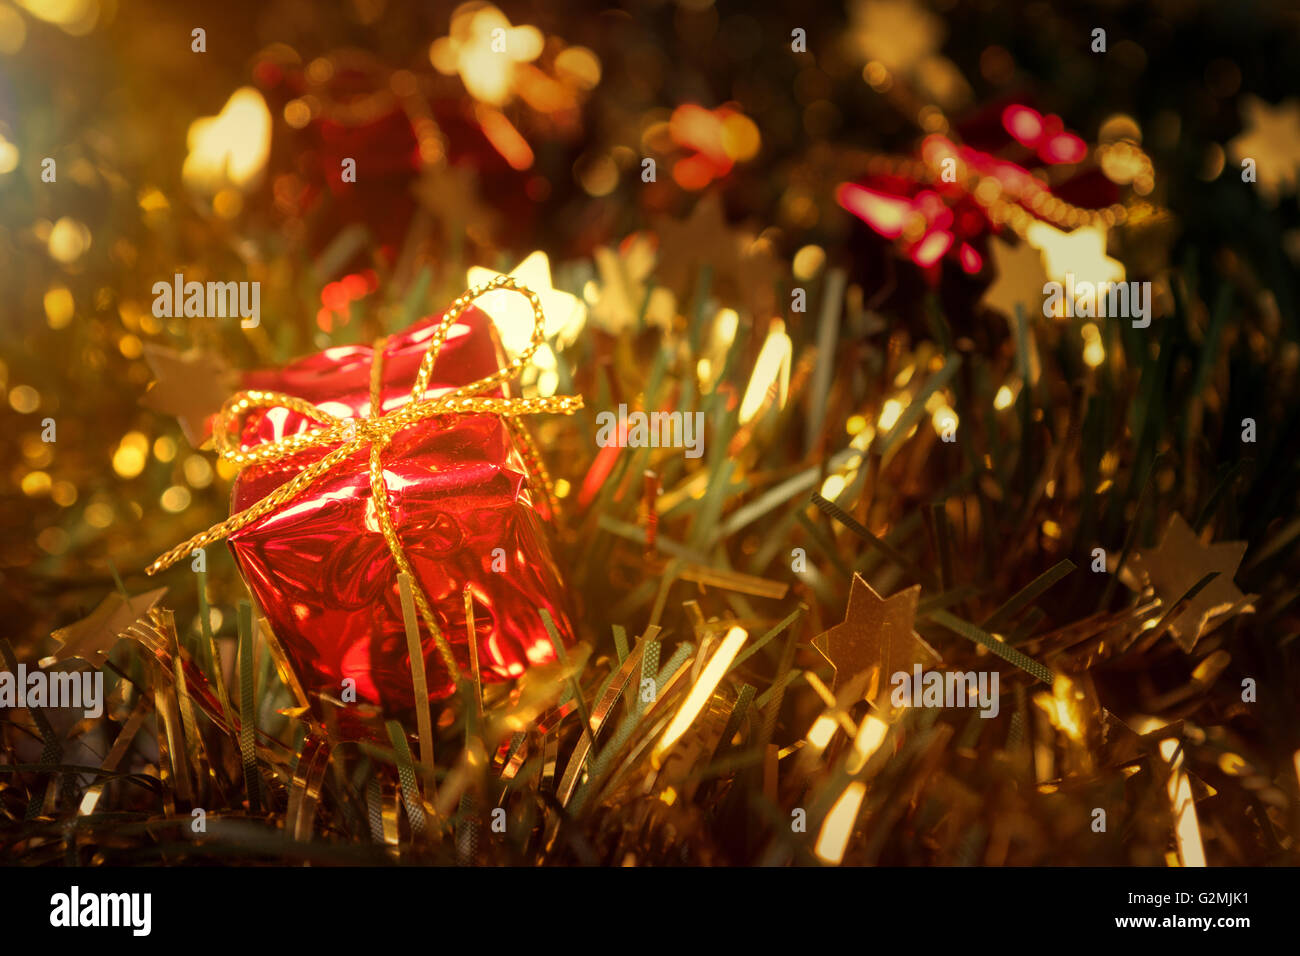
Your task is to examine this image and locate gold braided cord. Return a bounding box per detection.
[365,434,460,683]
[504,415,562,519]
[147,277,583,686]
[856,146,1162,242]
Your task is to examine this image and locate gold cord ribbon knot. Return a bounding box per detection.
[146,276,583,682]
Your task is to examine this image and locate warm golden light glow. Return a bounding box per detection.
[84,501,113,528]
[698,308,739,391]
[476,105,534,170]
[8,385,40,413]
[184,454,214,489]
[16,0,98,35]
[1159,738,1206,867]
[44,285,74,328]
[21,470,51,496]
[878,397,904,432]
[739,320,792,425]
[182,87,272,194]
[1082,322,1105,368]
[793,244,826,279]
[806,714,838,750]
[112,431,149,479]
[161,485,192,513]
[1036,675,1085,743]
[847,714,889,774]
[819,474,847,502]
[554,46,601,89]
[47,217,91,264]
[930,404,958,437]
[153,436,177,462]
[0,131,18,174]
[1026,222,1125,287]
[815,781,866,865]
[430,3,543,106]
[653,626,747,767]
[467,251,586,356]
[1218,753,1247,775]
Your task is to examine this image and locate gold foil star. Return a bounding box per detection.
[590,234,673,334]
[847,0,940,78]
[428,3,544,107]
[846,0,970,109]
[980,236,1050,320]
[467,250,586,355]
[652,193,740,295]
[48,587,168,665]
[413,164,499,244]
[1129,514,1254,653]
[1228,95,1300,203]
[812,574,940,701]
[652,194,776,313]
[1027,222,1125,287]
[141,344,237,447]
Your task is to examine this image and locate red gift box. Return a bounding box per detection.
[149,280,580,713]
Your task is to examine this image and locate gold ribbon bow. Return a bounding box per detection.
[147,276,583,681]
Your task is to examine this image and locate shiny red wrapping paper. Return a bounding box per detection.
[227,305,575,711]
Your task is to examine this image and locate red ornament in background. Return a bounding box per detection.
[223,304,576,712]
[836,100,1123,281]
[253,49,541,266]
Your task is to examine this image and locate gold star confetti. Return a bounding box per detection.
[413,164,499,244]
[1027,222,1125,288]
[181,87,272,195]
[1228,95,1300,203]
[428,3,544,107]
[47,587,168,665]
[467,250,586,356]
[846,0,970,109]
[812,574,940,701]
[980,236,1050,320]
[652,193,739,294]
[141,344,237,447]
[590,233,672,334]
[1112,206,1179,278]
[847,0,940,76]
[1128,514,1255,653]
[652,193,776,313]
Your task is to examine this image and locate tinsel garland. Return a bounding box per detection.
[3,235,1296,865]
[3,0,1299,870]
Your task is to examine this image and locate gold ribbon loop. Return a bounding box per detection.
[147,276,583,685]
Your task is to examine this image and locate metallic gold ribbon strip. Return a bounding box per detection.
[504,414,562,520]
[237,602,261,813]
[464,585,483,725]
[153,677,183,814]
[286,733,333,842]
[382,778,401,848]
[397,572,436,789]
[258,614,311,716]
[675,563,790,599]
[170,632,208,796]
[386,719,428,842]
[366,775,385,844]
[499,700,575,781]
[557,639,647,806]
[77,702,149,817]
[150,612,196,806]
